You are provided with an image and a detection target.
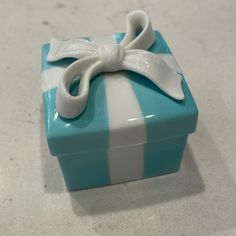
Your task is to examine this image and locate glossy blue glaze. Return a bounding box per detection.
[56,136,187,190]
[42,43,110,155]
[42,32,197,155]
[58,150,110,190]
[41,32,198,190]
[115,32,198,142]
[115,32,197,180]
[144,135,188,177]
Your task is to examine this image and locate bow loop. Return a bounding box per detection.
[47,10,184,119]
[120,10,155,50]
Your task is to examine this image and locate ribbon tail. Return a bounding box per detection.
[122,50,184,100]
[47,37,97,62]
[158,53,182,74]
[56,56,103,119]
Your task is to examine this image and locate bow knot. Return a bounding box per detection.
[96,44,125,72]
[47,10,184,119]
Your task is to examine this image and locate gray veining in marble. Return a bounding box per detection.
[0,0,236,235]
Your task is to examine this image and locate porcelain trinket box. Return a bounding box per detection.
[41,11,198,190]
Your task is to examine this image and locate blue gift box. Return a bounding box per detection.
[41,31,198,190]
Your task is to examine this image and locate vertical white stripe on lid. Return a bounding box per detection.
[90,35,146,184]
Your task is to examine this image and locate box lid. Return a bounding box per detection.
[41,31,198,156]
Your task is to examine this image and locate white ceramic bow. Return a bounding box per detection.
[47,10,184,119]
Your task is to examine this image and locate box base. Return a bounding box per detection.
[58,135,188,191]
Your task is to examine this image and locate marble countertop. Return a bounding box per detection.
[0,0,236,235]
